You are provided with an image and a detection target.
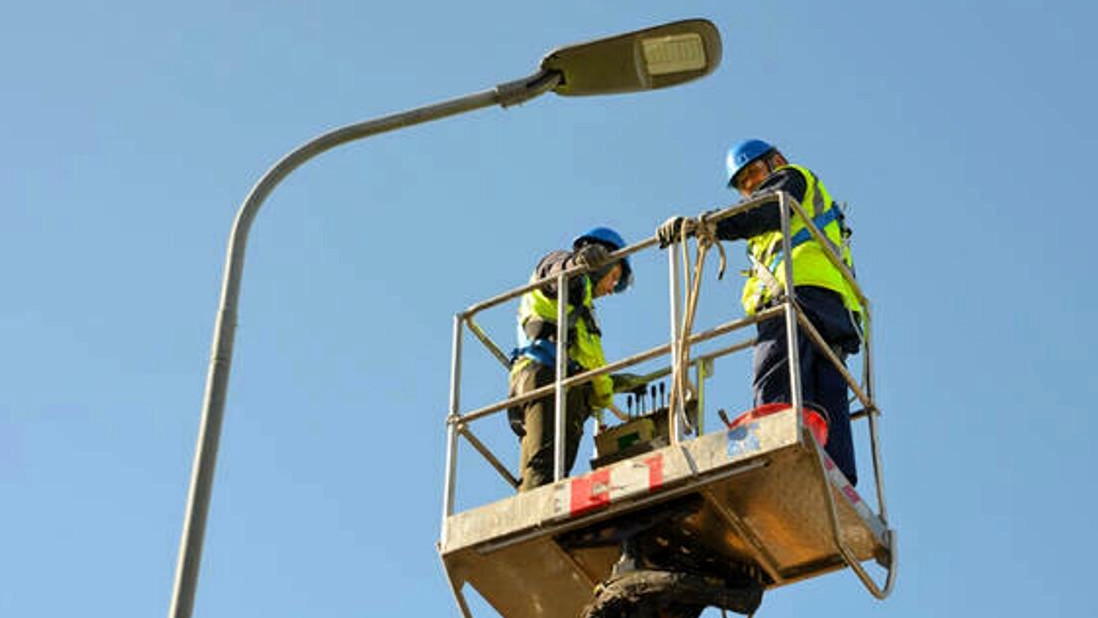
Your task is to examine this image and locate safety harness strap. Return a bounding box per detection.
[788,206,841,251]
[510,339,581,372]
[752,176,847,304]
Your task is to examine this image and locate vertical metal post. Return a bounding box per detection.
[440,314,464,543]
[694,358,706,435]
[553,272,570,482]
[863,311,889,521]
[778,193,804,436]
[667,244,683,442]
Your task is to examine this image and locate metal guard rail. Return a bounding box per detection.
[440,190,895,599]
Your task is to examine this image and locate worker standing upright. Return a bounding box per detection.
[657,139,863,485]
[508,227,642,492]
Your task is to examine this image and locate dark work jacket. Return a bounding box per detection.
[713,168,808,241]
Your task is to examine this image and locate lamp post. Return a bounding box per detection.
[168,18,721,618]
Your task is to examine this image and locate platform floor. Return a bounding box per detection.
[440,407,891,618]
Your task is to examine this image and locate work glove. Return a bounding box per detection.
[573,243,612,271]
[656,216,696,248]
[611,372,648,394]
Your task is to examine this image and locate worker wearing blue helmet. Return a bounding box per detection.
[508,226,643,491]
[656,139,863,485]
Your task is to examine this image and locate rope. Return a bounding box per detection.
[667,215,726,435]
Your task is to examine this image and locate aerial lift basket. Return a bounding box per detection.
[438,193,896,617]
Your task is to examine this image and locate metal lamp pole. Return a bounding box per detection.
[168,18,721,618]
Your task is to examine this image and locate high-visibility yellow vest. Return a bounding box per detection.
[741,164,861,315]
[513,274,613,404]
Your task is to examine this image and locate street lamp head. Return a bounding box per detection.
[540,18,722,97]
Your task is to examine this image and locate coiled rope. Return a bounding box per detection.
[667,214,726,436]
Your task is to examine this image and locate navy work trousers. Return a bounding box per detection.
[752,286,860,485]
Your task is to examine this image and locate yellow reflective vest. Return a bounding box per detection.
[513,273,613,407]
[741,164,861,315]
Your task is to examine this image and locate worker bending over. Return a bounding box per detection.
[657,139,863,485]
[508,227,643,491]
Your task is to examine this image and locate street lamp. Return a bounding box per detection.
[168,18,721,618]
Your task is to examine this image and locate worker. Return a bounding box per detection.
[656,139,862,485]
[508,227,644,492]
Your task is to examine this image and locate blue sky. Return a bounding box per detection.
[3,1,1097,617]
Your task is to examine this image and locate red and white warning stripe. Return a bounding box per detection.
[553,454,664,518]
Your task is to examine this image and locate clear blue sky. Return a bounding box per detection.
[4,1,1096,617]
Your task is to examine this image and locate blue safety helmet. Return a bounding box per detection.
[572,226,634,294]
[725,138,776,188]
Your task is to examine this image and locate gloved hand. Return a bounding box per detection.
[573,243,612,271]
[656,216,696,248]
[611,372,648,394]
